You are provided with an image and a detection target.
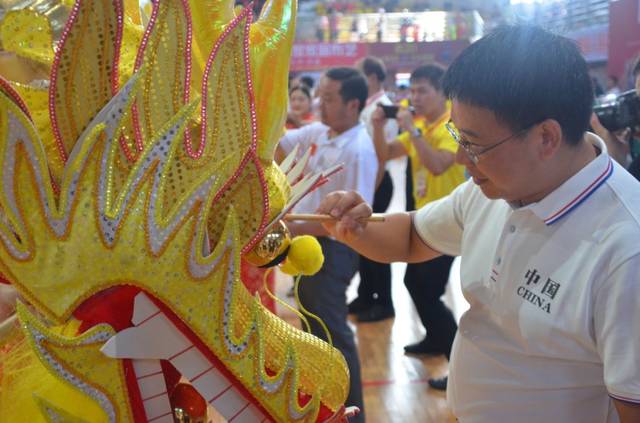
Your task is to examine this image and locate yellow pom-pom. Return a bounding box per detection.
[280,235,324,276]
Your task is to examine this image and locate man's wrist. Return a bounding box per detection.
[410,127,422,139]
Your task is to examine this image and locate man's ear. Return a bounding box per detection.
[348,98,361,115]
[537,119,563,160]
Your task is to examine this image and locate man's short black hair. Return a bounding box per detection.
[325,67,368,112]
[410,64,446,92]
[442,25,593,145]
[360,57,387,82]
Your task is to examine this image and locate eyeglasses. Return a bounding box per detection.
[445,120,537,164]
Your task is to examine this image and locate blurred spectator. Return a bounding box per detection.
[278,67,376,422]
[286,85,315,129]
[376,8,386,42]
[315,12,328,42]
[357,15,368,41]
[400,9,411,42]
[328,7,339,43]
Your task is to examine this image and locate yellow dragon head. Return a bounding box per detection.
[0,0,351,421]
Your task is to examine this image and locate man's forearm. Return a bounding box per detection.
[343,212,440,264]
[372,125,390,163]
[614,399,640,423]
[344,213,413,263]
[411,134,453,175]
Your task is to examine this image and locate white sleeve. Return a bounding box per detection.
[355,148,378,205]
[594,254,640,404]
[384,118,399,143]
[412,180,471,256]
[279,123,319,155]
[305,146,377,212]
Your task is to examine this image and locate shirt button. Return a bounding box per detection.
[496,257,502,265]
[509,225,516,233]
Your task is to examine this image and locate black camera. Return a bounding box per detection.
[379,104,400,118]
[593,90,640,132]
[378,104,415,119]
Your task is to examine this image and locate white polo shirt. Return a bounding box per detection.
[360,90,399,144]
[280,122,378,212]
[360,91,399,172]
[414,135,640,422]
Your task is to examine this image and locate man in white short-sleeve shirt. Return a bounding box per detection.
[278,67,377,423]
[316,26,640,422]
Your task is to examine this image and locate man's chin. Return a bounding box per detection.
[477,182,502,200]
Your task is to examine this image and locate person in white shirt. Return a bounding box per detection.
[348,56,399,322]
[278,67,377,423]
[315,25,640,422]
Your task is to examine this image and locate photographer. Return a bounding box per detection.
[591,56,640,179]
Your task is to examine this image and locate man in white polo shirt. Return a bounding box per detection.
[278,67,377,423]
[316,26,640,422]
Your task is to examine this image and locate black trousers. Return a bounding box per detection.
[404,159,456,359]
[404,255,457,359]
[357,171,394,307]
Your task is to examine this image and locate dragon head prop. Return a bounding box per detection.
[0,0,351,421]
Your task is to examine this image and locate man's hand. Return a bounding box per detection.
[396,108,415,133]
[590,112,631,166]
[316,191,372,243]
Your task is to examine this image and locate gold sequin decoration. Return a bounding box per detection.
[50,0,120,159]
[0,0,352,421]
[0,10,54,65]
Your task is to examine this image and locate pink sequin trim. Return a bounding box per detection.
[181,0,194,151]
[0,77,32,120]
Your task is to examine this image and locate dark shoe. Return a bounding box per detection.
[428,376,448,391]
[356,304,395,322]
[403,338,447,356]
[347,297,371,314]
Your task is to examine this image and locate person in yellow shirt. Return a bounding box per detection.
[371,64,465,390]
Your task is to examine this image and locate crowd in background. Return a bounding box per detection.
[281,54,473,422]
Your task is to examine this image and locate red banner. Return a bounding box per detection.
[290,43,368,71]
[368,40,469,72]
[290,40,468,73]
[566,25,608,63]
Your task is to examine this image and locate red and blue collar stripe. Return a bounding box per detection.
[543,159,614,225]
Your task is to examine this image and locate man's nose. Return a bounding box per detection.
[455,146,471,166]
